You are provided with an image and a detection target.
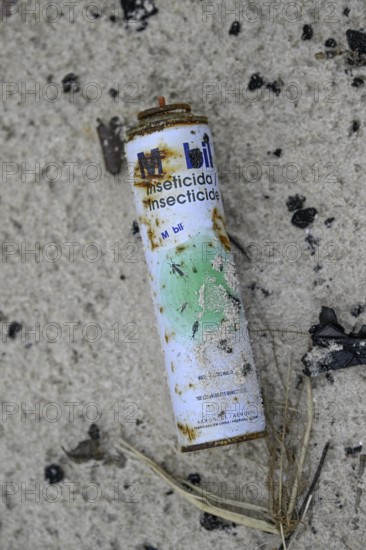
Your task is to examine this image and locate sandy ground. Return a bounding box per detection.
[1,1,366,549]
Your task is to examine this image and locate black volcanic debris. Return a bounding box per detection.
[346,29,366,54]
[200,512,236,532]
[109,87,119,99]
[324,217,335,228]
[351,120,360,133]
[248,73,264,91]
[291,208,317,228]
[352,77,364,87]
[229,21,241,36]
[351,304,364,318]
[345,444,363,456]
[120,0,158,30]
[45,464,64,484]
[266,80,282,96]
[96,117,125,175]
[325,38,337,48]
[248,73,283,96]
[302,24,313,41]
[302,306,366,377]
[132,220,140,235]
[7,321,22,339]
[187,473,201,485]
[343,8,350,17]
[62,73,80,93]
[305,234,319,255]
[286,194,306,212]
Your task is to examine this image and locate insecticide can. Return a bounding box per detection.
[125,98,266,451]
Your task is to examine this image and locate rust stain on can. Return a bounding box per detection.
[177,422,197,442]
[181,429,267,453]
[212,207,231,251]
[127,103,208,141]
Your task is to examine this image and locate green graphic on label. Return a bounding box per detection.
[158,233,241,338]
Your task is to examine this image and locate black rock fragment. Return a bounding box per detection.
[62,73,80,93]
[187,473,201,485]
[325,38,337,48]
[109,87,119,99]
[45,464,64,484]
[305,234,319,256]
[346,30,366,54]
[200,512,236,532]
[132,220,140,235]
[286,194,305,212]
[302,25,313,41]
[352,77,364,87]
[120,0,158,30]
[229,21,241,36]
[324,217,335,228]
[96,117,125,175]
[351,304,364,318]
[352,120,360,132]
[8,321,22,340]
[302,306,366,377]
[343,8,350,17]
[248,73,264,91]
[291,208,317,228]
[266,80,282,96]
[345,444,362,456]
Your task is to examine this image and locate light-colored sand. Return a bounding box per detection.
[1,1,366,549]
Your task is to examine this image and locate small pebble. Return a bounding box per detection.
[132,220,140,235]
[305,234,319,256]
[324,217,335,227]
[109,88,119,99]
[345,444,363,456]
[286,194,306,212]
[8,321,22,340]
[351,304,364,318]
[62,73,80,93]
[200,512,236,531]
[248,73,264,91]
[291,208,317,228]
[346,29,366,54]
[229,21,241,36]
[343,8,350,17]
[352,120,360,132]
[266,81,282,96]
[302,25,313,41]
[325,38,337,48]
[187,473,201,486]
[45,464,64,484]
[352,77,364,87]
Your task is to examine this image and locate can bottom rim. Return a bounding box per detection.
[180,430,267,453]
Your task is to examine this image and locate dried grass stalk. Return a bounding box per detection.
[116,366,319,546]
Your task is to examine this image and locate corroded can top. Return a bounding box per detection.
[126,97,208,141]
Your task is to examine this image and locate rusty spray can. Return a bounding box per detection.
[125,98,266,451]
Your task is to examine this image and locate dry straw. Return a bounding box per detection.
[117,355,329,549]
